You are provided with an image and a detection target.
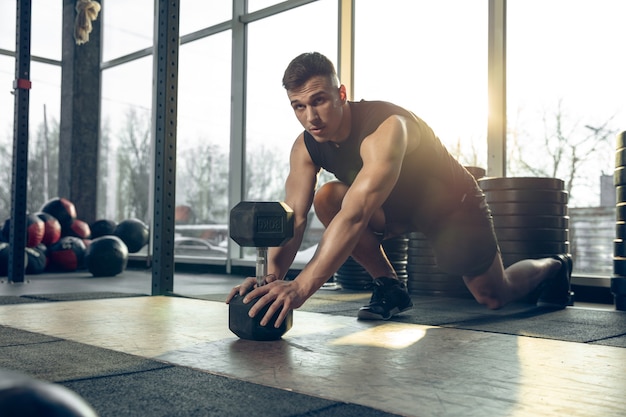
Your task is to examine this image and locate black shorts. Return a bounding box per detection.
[423,188,499,277]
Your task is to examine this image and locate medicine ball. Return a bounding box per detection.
[36,212,62,246]
[47,236,86,272]
[85,235,128,277]
[63,219,91,240]
[41,197,77,229]
[0,242,28,276]
[2,215,45,248]
[114,218,149,253]
[0,369,98,417]
[89,219,117,239]
[25,244,47,275]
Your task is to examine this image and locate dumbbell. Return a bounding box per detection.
[228,201,295,341]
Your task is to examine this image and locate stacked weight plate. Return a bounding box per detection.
[333,236,409,290]
[406,231,471,297]
[477,177,570,268]
[613,131,626,310]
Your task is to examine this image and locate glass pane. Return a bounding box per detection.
[0,59,61,216]
[246,0,338,200]
[181,0,231,36]
[354,0,488,169]
[175,31,232,261]
[32,1,62,60]
[27,62,62,213]
[247,0,284,13]
[102,0,154,62]
[508,0,626,276]
[99,57,153,224]
[245,0,337,260]
[0,1,16,51]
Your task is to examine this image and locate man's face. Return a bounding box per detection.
[287,75,346,143]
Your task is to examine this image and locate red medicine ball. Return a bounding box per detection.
[63,219,91,240]
[35,212,62,246]
[47,236,86,272]
[40,197,77,229]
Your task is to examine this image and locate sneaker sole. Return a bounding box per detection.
[357,304,414,321]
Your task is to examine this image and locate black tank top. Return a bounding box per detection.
[303,100,477,230]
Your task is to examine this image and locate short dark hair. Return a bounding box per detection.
[282,52,338,90]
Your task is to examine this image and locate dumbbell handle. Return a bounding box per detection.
[256,246,268,287]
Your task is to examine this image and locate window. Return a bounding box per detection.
[508,0,626,276]
[354,0,488,168]
[175,31,232,261]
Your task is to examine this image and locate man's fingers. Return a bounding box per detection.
[225,277,258,303]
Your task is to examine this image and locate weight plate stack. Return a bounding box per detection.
[478,177,570,268]
[333,236,409,290]
[406,232,471,298]
[613,131,626,310]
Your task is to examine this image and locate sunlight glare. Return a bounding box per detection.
[330,323,431,350]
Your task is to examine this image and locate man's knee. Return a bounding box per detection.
[462,255,506,309]
[313,181,347,225]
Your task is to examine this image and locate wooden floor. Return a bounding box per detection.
[1,293,625,417]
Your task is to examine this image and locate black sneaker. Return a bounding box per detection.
[357,277,413,320]
[537,254,575,308]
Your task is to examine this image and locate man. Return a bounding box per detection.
[226,52,572,328]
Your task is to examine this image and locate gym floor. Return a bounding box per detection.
[1,268,625,417]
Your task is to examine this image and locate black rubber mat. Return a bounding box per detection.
[0,325,401,417]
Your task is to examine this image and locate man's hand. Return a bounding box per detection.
[226,278,307,328]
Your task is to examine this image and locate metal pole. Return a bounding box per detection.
[487,0,507,177]
[9,0,32,283]
[150,0,180,295]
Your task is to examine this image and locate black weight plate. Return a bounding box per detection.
[407,264,446,274]
[407,281,468,292]
[613,258,626,277]
[494,228,569,241]
[491,215,569,229]
[614,239,626,257]
[465,166,486,180]
[498,240,569,254]
[615,295,626,311]
[488,202,567,216]
[610,276,626,294]
[617,186,626,204]
[478,177,564,191]
[617,203,626,221]
[485,189,568,204]
[408,248,436,258]
[617,222,626,239]
[501,253,558,268]
[406,246,435,257]
[617,131,626,149]
[615,166,626,186]
[408,255,438,266]
[408,273,463,283]
[408,241,433,251]
[616,147,626,167]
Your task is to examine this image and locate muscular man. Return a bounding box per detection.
[227,52,571,327]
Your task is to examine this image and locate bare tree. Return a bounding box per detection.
[245,143,289,200]
[116,109,151,222]
[178,143,229,223]
[509,99,616,200]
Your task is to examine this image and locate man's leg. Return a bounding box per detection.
[313,181,395,278]
[463,252,567,309]
[314,182,413,320]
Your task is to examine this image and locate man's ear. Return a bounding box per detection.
[339,84,347,102]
